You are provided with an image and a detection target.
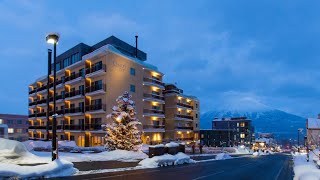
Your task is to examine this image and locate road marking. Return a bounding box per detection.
[192,170,225,180]
[274,160,285,180]
[84,169,161,180]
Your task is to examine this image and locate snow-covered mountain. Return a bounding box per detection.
[201,97,306,140]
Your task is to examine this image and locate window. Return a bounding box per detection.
[8,128,14,133]
[201,134,204,138]
[240,133,245,138]
[130,68,136,76]
[130,84,135,92]
[240,122,245,127]
[56,63,60,71]
[63,58,69,68]
[0,119,2,124]
[16,129,23,133]
[196,104,198,108]
[196,114,198,118]
[7,120,14,124]
[17,120,22,124]
[79,68,85,77]
[70,135,75,141]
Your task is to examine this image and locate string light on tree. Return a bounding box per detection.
[102,91,142,151]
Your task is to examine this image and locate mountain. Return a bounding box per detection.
[201,98,306,140]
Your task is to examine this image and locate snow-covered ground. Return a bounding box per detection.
[138,152,194,168]
[0,138,77,178]
[293,150,320,180]
[32,149,148,162]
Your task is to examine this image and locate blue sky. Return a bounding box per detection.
[0,0,319,117]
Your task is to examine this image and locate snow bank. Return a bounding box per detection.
[0,139,77,178]
[252,150,270,156]
[293,150,320,180]
[0,159,77,178]
[0,138,48,164]
[32,149,148,162]
[138,152,194,168]
[165,142,179,148]
[23,140,78,151]
[233,146,252,154]
[215,153,232,160]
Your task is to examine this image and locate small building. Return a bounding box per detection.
[306,115,320,148]
[200,117,254,147]
[0,124,8,139]
[253,133,275,150]
[0,114,29,141]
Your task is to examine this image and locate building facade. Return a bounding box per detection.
[28,36,199,146]
[163,84,200,143]
[200,117,254,147]
[0,114,29,141]
[306,115,320,148]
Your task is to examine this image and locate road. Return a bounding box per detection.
[61,154,293,180]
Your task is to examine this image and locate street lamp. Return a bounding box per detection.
[297,128,303,152]
[46,49,52,141]
[46,33,60,161]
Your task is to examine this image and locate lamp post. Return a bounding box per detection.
[46,33,60,161]
[46,49,52,141]
[297,128,303,153]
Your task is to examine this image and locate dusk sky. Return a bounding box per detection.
[0,0,320,117]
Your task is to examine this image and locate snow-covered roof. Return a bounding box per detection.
[307,118,320,129]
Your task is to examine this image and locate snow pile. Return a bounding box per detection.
[138,152,194,168]
[252,150,270,156]
[23,140,78,151]
[234,146,252,154]
[0,138,76,178]
[165,142,179,148]
[215,153,232,160]
[0,138,48,164]
[293,152,320,180]
[33,149,148,162]
[0,159,77,178]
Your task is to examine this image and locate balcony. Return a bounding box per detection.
[65,72,84,85]
[143,93,165,104]
[175,114,194,120]
[84,124,103,130]
[29,101,37,106]
[175,126,193,130]
[28,114,36,118]
[65,90,84,100]
[37,85,47,93]
[177,102,193,109]
[85,104,106,113]
[64,107,84,116]
[61,125,82,131]
[37,98,47,105]
[143,124,165,133]
[143,77,165,89]
[37,112,47,117]
[143,109,165,118]
[28,125,47,130]
[85,84,106,96]
[85,64,106,78]
[29,89,37,95]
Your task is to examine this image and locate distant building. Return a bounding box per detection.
[200,117,254,147]
[306,115,320,148]
[0,124,8,139]
[253,133,275,150]
[0,114,29,141]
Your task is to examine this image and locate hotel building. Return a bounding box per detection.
[28,36,199,146]
[163,84,200,142]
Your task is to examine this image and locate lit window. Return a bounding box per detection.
[240,133,245,138]
[8,128,14,134]
[16,129,23,133]
[240,122,245,127]
[0,119,2,124]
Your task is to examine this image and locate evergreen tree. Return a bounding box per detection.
[103,91,142,151]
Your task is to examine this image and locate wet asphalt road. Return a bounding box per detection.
[60,153,293,180]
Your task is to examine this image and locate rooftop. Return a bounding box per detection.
[307,118,320,129]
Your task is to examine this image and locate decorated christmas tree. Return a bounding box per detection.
[102,91,142,151]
